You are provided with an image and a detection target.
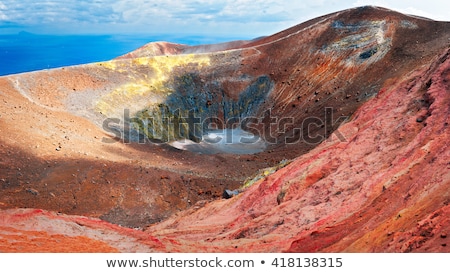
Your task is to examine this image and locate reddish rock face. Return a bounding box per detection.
[0,6,449,252]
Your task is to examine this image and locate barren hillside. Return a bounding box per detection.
[0,6,449,252]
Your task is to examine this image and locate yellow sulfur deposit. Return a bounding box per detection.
[96,54,211,117]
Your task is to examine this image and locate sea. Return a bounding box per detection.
[0,32,244,76]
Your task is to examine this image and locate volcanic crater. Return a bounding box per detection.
[0,6,449,252]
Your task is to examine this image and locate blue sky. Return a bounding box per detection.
[0,0,449,37]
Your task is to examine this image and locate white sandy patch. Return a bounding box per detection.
[169,128,266,154]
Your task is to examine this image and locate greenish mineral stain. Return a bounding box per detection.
[133,73,273,143]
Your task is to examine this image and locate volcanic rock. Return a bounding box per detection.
[223,189,240,199]
[0,6,449,252]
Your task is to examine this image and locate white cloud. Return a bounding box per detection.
[0,1,8,21]
[0,0,448,35]
[397,7,438,20]
[352,0,450,21]
[0,0,114,24]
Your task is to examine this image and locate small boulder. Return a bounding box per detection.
[223,189,240,199]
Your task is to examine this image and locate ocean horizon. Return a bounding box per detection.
[0,32,247,76]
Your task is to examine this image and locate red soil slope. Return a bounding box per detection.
[0,6,449,252]
[146,48,450,252]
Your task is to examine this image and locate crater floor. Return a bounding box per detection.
[169,128,267,154]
